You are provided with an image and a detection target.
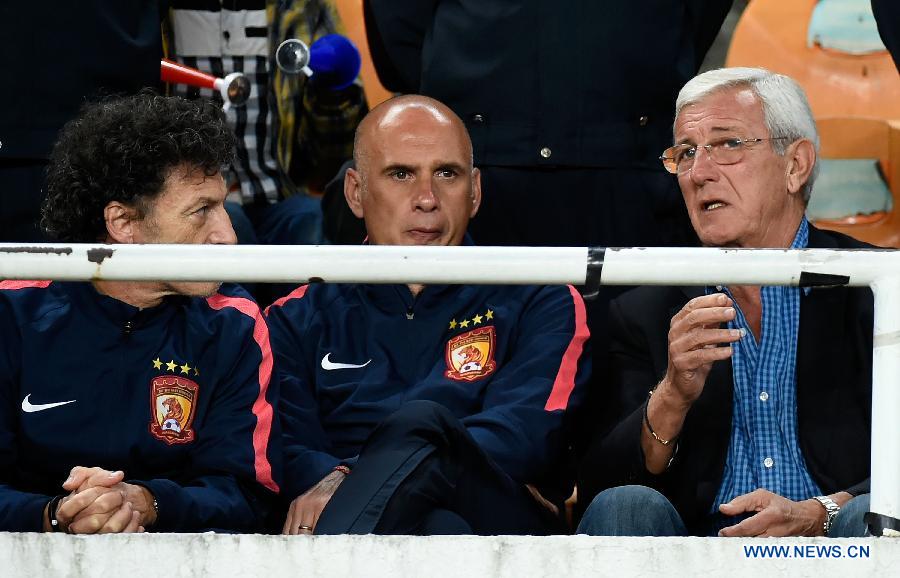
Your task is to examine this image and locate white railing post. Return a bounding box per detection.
[868,275,900,536]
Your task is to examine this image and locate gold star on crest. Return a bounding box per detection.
[152,358,162,370]
[193,367,200,377]
[449,319,458,330]
[180,362,192,375]
[459,319,470,328]
[166,360,177,372]
[485,309,494,320]
[472,314,483,325]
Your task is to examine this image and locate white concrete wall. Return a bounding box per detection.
[0,534,895,578]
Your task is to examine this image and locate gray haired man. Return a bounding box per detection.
[577,67,873,538]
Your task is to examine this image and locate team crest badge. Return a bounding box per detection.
[149,376,198,444]
[445,326,497,381]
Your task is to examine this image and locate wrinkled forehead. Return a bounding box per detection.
[152,164,225,208]
[675,87,766,141]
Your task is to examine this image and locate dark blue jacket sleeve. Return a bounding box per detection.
[461,285,590,484]
[135,296,281,532]
[0,297,53,531]
[267,292,342,498]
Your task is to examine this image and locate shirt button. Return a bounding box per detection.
[763,457,774,468]
[540,147,552,159]
[759,391,769,402]
[472,114,484,123]
[223,30,231,40]
[639,115,649,126]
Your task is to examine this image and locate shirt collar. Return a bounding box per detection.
[790,217,809,250]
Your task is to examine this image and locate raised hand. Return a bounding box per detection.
[660,292,742,406]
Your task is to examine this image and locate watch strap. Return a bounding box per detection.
[813,495,841,535]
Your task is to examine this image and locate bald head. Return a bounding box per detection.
[343,94,482,248]
[353,95,474,172]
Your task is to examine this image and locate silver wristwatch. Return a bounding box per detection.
[813,495,841,535]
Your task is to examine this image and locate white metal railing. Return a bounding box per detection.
[1,243,897,536]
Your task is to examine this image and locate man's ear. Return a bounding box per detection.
[469,167,482,218]
[785,139,816,196]
[103,201,140,244]
[344,167,365,219]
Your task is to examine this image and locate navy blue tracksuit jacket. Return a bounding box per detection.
[0,281,280,532]
[267,281,590,503]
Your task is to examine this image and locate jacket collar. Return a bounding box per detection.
[358,235,476,313]
[678,221,832,300]
[63,281,183,329]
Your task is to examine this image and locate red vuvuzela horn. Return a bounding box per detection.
[160,59,251,108]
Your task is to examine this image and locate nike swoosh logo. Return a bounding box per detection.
[321,353,372,371]
[21,394,77,413]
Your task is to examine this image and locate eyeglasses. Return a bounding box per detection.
[659,137,789,174]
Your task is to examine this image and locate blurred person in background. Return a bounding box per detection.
[167,0,367,248]
[0,1,164,242]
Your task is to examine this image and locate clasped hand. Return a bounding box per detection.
[51,466,155,534]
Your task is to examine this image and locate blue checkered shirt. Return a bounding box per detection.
[709,218,822,532]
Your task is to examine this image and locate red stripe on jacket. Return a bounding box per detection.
[0,280,52,290]
[206,293,280,493]
[264,284,309,314]
[544,285,589,411]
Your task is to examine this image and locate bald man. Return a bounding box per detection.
[267,95,590,535]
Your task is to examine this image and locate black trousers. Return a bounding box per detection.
[315,400,564,535]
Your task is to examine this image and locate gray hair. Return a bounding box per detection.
[675,67,819,203]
